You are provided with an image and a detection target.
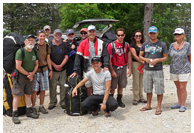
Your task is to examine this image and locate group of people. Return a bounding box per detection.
[11,24,191,124]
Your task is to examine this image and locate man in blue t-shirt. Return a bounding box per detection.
[139,26,168,115]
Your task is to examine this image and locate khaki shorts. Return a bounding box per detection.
[84,66,93,88]
[111,65,127,90]
[12,73,34,96]
[170,73,190,82]
[143,70,164,95]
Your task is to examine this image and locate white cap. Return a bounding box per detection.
[43,25,51,31]
[173,28,184,34]
[88,25,96,31]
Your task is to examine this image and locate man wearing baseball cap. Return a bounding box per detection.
[139,26,168,115]
[48,29,69,110]
[43,25,52,42]
[12,34,39,124]
[72,57,118,117]
[71,25,109,97]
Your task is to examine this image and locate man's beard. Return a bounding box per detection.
[25,43,35,49]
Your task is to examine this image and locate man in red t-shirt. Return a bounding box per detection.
[107,28,132,108]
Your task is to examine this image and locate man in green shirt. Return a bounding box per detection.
[12,35,39,124]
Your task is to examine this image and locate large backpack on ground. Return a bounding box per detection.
[65,75,87,116]
[3,73,26,117]
[3,32,25,74]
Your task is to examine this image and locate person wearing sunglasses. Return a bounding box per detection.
[76,28,88,47]
[43,25,53,43]
[107,28,132,108]
[130,30,147,105]
[65,29,77,76]
[48,29,69,110]
[169,28,191,112]
[70,25,109,97]
[139,26,168,115]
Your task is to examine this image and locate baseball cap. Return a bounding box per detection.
[88,25,96,31]
[148,26,158,33]
[43,25,51,31]
[91,57,101,63]
[173,28,184,35]
[54,29,62,34]
[25,34,35,40]
[80,28,88,33]
[66,29,74,35]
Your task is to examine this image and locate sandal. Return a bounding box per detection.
[155,110,162,115]
[140,107,152,111]
[171,104,181,109]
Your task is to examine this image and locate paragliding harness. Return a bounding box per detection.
[110,41,129,63]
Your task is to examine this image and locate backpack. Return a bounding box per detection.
[65,75,87,116]
[3,32,25,74]
[3,32,38,75]
[3,73,26,117]
[110,41,130,63]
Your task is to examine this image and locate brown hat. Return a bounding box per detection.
[80,28,88,33]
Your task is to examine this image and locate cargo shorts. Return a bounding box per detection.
[12,73,34,96]
[111,65,127,90]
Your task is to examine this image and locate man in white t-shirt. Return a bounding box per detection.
[72,57,118,117]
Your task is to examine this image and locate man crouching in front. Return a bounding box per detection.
[72,57,118,117]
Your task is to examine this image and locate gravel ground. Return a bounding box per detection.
[3,65,191,133]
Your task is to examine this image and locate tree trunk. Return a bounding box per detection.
[143,3,154,42]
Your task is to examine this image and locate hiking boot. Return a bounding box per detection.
[117,94,125,108]
[32,107,39,115]
[12,110,21,124]
[26,107,39,119]
[39,106,48,114]
[138,98,147,103]
[61,105,66,109]
[48,105,56,110]
[133,100,138,105]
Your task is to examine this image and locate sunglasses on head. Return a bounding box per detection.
[37,30,45,34]
[135,35,142,38]
[68,33,74,36]
[55,34,62,37]
[174,34,182,36]
[117,34,124,37]
[81,32,87,35]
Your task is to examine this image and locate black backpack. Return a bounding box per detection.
[65,76,87,116]
[3,32,25,74]
[3,32,38,75]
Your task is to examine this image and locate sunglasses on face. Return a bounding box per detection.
[135,35,142,38]
[117,34,124,37]
[68,33,74,36]
[37,30,45,34]
[55,34,62,37]
[81,32,87,35]
[174,34,182,36]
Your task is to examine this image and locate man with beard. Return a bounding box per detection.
[12,35,39,124]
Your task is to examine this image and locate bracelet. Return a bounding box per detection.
[49,69,53,71]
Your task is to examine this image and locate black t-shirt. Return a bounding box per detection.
[130,43,141,62]
[50,41,69,71]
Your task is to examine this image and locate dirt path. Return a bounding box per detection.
[3,65,191,133]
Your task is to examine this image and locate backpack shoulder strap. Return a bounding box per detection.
[33,48,38,60]
[111,41,115,57]
[21,47,25,59]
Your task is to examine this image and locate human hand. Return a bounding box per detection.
[103,67,109,72]
[70,72,78,78]
[72,88,77,97]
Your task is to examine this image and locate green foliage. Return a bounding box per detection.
[3,3,61,36]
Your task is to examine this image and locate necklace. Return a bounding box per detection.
[176,41,184,50]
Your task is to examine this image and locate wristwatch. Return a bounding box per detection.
[102,102,106,105]
[49,69,53,71]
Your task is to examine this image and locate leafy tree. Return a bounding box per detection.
[3,3,61,36]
